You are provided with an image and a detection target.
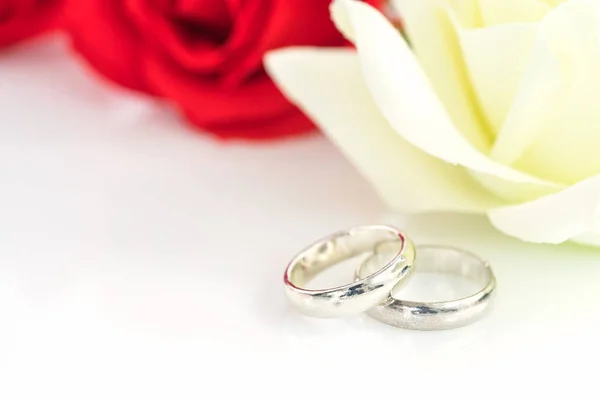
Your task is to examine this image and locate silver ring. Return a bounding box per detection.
[357,243,496,330]
[284,225,416,318]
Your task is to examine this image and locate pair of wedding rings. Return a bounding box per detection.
[283,225,496,330]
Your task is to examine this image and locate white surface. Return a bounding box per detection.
[1,38,599,398]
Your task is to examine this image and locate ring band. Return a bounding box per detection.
[284,225,415,318]
[357,243,496,330]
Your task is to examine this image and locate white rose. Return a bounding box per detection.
[265,0,600,246]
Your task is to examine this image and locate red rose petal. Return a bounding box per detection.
[184,104,316,140]
[65,0,151,93]
[0,0,63,48]
[64,0,388,140]
[145,56,296,123]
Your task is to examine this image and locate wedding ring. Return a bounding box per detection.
[284,225,415,318]
[357,242,496,330]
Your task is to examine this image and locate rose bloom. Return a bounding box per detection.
[267,0,600,246]
[63,0,380,140]
[0,0,62,47]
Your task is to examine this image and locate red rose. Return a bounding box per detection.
[64,0,381,140]
[0,0,62,48]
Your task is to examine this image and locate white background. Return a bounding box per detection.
[1,38,599,398]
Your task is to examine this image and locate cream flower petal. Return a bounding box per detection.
[541,0,568,7]
[446,0,481,27]
[488,175,600,244]
[571,231,600,247]
[448,0,560,27]
[508,0,600,185]
[490,34,563,166]
[384,0,491,152]
[476,0,551,25]
[265,48,503,213]
[330,0,560,192]
[458,23,539,134]
[470,170,557,203]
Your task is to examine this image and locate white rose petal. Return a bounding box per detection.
[267,0,600,246]
[488,174,600,244]
[330,0,561,191]
[490,36,563,166]
[571,231,600,247]
[470,170,558,203]
[458,23,538,134]
[446,0,481,27]
[510,0,600,184]
[389,0,491,152]
[476,0,552,25]
[265,48,503,213]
